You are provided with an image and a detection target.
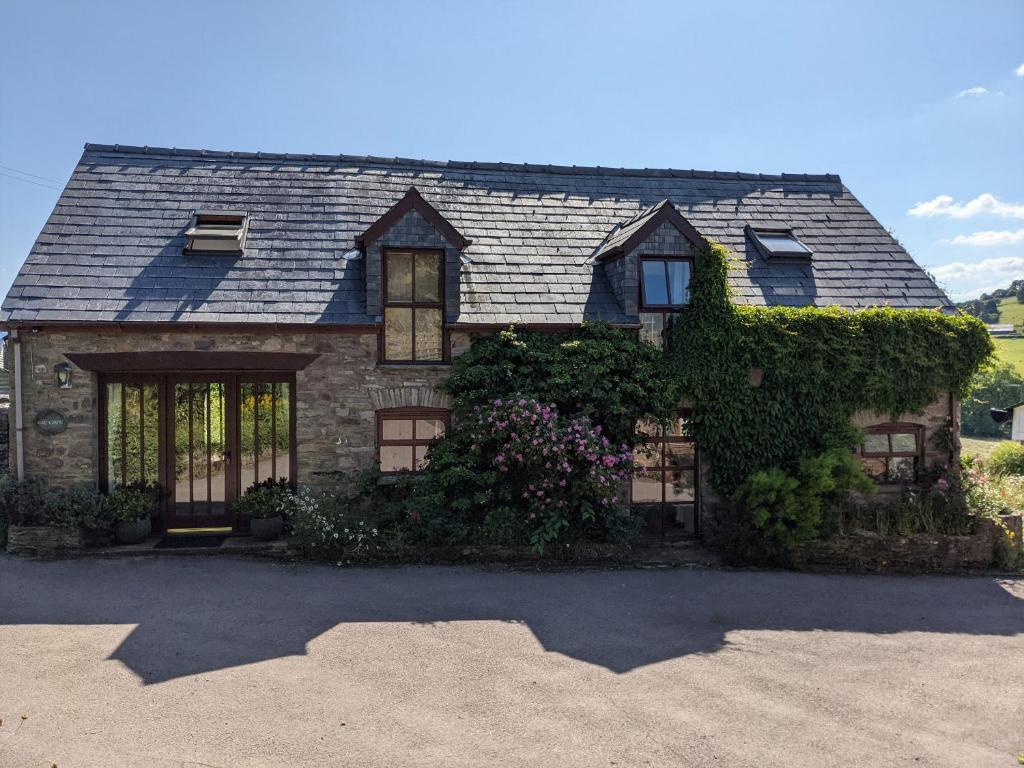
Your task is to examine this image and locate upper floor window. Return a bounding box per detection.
[860,424,923,483]
[377,408,449,472]
[640,257,692,309]
[383,249,444,362]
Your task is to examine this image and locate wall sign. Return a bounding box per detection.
[34,409,67,435]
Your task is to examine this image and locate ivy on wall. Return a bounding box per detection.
[665,242,994,495]
[443,241,992,502]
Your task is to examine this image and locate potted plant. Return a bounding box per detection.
[105,484,157,545]
[234,478,293,541]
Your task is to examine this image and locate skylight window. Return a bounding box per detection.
[184,211,248,254]
[746,226,812,261]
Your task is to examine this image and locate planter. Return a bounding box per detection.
[6,525,85,557]
[115,518,152,545]
[250,516,283,542]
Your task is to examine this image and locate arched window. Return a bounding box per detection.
[860,423,924,483]
[376,407,450,472]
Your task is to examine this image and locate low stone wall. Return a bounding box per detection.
[793,516,1021,573]
[6,525,86,557]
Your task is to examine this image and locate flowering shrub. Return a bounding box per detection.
[289,488,381,560]
[462,398,635,552]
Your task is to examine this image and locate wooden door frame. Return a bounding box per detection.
[98,371,298,533]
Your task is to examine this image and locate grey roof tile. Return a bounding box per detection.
[0,144,951,325]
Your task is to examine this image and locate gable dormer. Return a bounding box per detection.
[593,201,707,341]
[355,187,470,362]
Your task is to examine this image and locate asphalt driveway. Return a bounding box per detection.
[0,556,1021,767]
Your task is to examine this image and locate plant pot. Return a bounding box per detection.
[250,515,283,542]
[116,518,152,545]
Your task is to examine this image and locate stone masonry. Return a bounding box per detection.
[10,328,467,489]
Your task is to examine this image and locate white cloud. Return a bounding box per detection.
[907,193,1024,219]
[948,228,1024,247]
[955,86,990,98]
[1016,63,1024,77]
[930,256,1024,300]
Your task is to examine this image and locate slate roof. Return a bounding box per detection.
[0,143,952,326]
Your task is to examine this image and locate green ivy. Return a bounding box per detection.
[666,242,993,495]
[443,323,678,443]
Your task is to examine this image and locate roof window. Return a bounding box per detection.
[184,210,248,254]
[746,225,812,261]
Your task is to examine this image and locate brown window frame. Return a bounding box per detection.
[860,422,924,483]
[380,247,448,364]
[638,255,694,311]
[376,407,451,474]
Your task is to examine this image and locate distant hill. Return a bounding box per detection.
[957,279,1024,324]
[955,280,1024,375]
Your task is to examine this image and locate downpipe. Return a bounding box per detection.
[11,328,24,479]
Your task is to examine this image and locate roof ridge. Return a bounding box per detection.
[81,143,843,183]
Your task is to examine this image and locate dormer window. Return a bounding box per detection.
[184,211,248,255]
[746,226,812,261]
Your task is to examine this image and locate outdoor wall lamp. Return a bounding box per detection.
[748,368,765,388]
[54,362,73,389]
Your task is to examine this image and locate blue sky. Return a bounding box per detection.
[1,0,1022,301]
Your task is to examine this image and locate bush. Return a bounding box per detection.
[290,488,383,560]
[47,486,112,530]
[0,475,114,532]
[987,441,1024,477]
[232,477,295,519]
[731,449,875,547]
[103,483,158,523]
[411,398,637,553]
[961,363,1024,438]
[442,324,677,444]
[0,474,48,527]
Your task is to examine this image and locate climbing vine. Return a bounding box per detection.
[665,241,993,495]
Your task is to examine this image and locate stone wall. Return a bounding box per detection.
[792,515,1020,572]
[10,328,472,489]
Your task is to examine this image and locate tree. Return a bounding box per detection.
[961,363,1024,438]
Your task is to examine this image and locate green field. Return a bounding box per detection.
[961,436,1004,460]
[992,297,1024,374]
[997,296,1024,327]
[994,337,1024,374]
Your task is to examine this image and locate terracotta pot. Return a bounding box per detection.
[115,518,152,545]
[250,516,283,542]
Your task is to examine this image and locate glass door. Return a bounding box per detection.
[166,379,233,530]
[101,372,296,533]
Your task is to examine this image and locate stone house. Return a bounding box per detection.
[0,143,955,538]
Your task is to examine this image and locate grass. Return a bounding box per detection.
[997,297,1024,328]
[994,337,1024,375]
[961,436,1005,460]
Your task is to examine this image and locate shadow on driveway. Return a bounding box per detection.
[0,556,1021,684]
